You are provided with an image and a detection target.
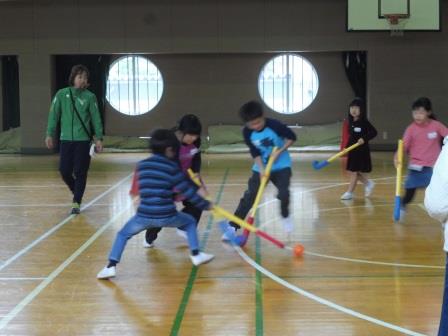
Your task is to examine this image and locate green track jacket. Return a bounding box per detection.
[46,87,103,141]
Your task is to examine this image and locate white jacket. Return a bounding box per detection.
[424,136,448,251]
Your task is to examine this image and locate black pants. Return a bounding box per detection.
[230,167,291,229]
[145,200,203,244]
[59,141,91,204]
[402,188,416,208]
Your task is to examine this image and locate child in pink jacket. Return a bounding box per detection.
[397,97,448,220]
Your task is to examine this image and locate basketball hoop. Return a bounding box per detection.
[384,14,409,37]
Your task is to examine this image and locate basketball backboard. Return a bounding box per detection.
[347,0,440,32]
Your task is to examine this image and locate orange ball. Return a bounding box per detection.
[293,244,304,257]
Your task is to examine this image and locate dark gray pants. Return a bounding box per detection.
[145,200,203,244]
[230,167,291,229]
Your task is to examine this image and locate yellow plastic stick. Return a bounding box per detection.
[328,142,361,163]
[239,147,279,244]
[188,168,287,249]
[187,169,257,232]
[188,170,202,190]
[212,206,258,233]
[393,139,404,221]
[395,139,404,197]
[248,147,278,218]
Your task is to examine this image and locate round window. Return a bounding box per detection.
[258,54,319,114]
[106,56,163,115]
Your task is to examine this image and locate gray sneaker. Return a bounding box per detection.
[365,180,375,197]
[340,192,353,200]
[71,202,81,215]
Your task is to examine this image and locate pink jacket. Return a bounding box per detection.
[403,120,448,167]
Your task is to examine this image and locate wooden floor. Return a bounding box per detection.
[0,152,444,335]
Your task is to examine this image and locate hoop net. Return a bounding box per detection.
[384,14,409,36]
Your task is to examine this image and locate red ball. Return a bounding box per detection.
[293,244,304,257]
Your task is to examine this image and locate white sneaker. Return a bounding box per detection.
[365,180,375,197]
[142,235,154,248]
[190,252,214,266]
[176,229,188,240]
[143,240,154,248]
[281,216,294,233]
[221,226,237,242]
[340,192,353,200]
[97,266,116,280]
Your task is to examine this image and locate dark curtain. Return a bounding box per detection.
[342,51,367,100]
[53,55,111,129]
[2,56,20,131]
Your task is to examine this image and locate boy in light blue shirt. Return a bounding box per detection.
[226,101,296,236]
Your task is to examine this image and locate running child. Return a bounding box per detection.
[340,98,378,200]
[225,100,296,237]
[397,97,448,219]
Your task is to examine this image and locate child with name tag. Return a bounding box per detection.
[340,98,378,200]
[396,97,448,220]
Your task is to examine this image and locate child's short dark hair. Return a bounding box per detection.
[349,97,364,109]
[412,97,432,111]
[348,97,367,123]
[412,97,437,119]
[68,64,89,86]
[177,114,202,135]
[239,101,264,122]
[150,129,180,155]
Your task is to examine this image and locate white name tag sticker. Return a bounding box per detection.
[408,164,423,171]
[427,131,437,140]
[354,127,362,133]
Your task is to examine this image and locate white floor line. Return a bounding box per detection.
[418,203,426,211]
[258,203,392,228]
[259,182,349,208]
[0,173,132,272]
[0,184,113,188]
[234,246,427,336]
[0,205,130,331]
[0,204,72,208]
[0,203,111,208]
[255,176,443,269]
[258,175,396,208]
[0,277,47,281]
[303,251,444,269]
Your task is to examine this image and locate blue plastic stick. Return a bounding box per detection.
[312,160,330,170]
[219,220,247,246]
[393,196,401,222]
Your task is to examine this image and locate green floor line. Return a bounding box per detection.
[198,273,444,280]
[255,213,263,336]
[169,169,229,336]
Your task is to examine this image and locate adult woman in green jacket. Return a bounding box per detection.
[45,64,104,214]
